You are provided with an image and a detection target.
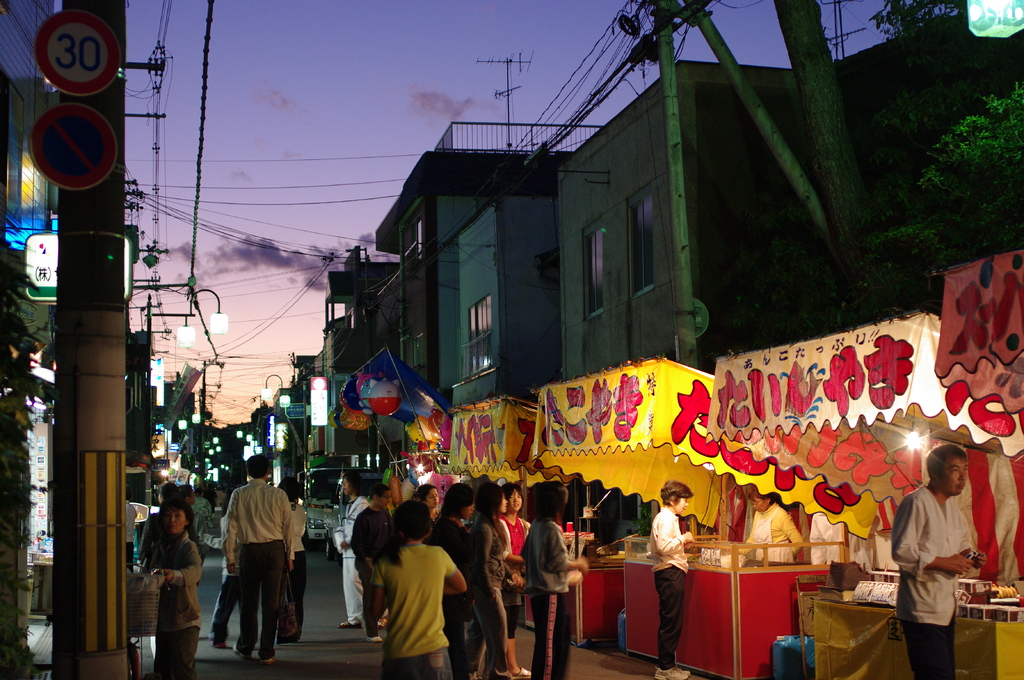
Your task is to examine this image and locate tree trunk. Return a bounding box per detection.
[773,0,865,282]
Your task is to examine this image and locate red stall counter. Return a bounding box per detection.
[623,539,827,680]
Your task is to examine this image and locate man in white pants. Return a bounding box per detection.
[336,470,368,629]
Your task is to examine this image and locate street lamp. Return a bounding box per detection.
[191,413,201,424]
[263,374,284,403]
[192,289,229,335]
[177,322,196,348]
[177,419,187,430]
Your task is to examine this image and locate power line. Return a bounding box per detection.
[154,178,405,191]
[128,153,421,163]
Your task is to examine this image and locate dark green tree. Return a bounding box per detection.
[713,1,1024,353]
[0,259,49,676]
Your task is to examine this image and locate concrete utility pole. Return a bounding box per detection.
[51,0,128,676]
[653,0,699,366]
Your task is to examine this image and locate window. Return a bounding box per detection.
[584,225,604,316]
[404,217,424,260]
[630,193,654,294]
[410,334,425,368]
[463,295,492,376]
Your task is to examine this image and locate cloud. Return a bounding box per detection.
[253,81,309,114]
[202,239,330,277]
[409,87,478,123]
[282,150,303,159]
[228,170,253,183]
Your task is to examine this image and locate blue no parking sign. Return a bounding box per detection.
[30,103,117,190]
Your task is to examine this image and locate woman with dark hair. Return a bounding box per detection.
[428,483,476,680]
[277,476,306,642]
[498,483,530,678]
[650,480,695,680]
[200,486,240,648]
[745,486,803,564]
[413,483,440,520]
[152,497,202,680]
[522,482,588,680]
[371,500,467,679]
[466,482,512,680]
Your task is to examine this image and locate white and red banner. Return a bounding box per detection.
[937,250,1024,415]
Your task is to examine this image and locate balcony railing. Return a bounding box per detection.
[436,122,600,154]
[462,331,492,378]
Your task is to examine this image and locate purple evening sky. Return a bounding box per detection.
[120,0,884,424]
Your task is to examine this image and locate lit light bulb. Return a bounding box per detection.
[176,324,196,348]
[905,432,923,450]
[210,311,229,335]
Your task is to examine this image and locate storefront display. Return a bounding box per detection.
[623,537,831,680]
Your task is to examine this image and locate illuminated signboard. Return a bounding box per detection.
[968,0,1024,36]
[311,376,328,426]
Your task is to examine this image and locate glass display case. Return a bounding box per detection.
[622,537,836,679]
[624,536,846,569]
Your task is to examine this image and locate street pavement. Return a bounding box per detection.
[179,544,701,680]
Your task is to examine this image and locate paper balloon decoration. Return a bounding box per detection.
[439,416,453,449]
[400,477,416,502]
[427,407,446,432]
[338,405,371,431]
[415,414,441,443]
[386,470,403,508]
[342,376,362,411]
[406,421,426,444]
[368,380,402,416]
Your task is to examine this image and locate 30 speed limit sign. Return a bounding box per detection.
[34,10,122,96]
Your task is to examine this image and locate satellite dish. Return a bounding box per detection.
[694,298,709,338]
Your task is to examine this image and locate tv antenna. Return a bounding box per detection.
[477,51,533,148]
[823,0,865,60]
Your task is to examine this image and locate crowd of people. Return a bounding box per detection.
[132,442,988,680]
[133,457,590,680]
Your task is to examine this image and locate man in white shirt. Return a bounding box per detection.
[222,455,294,665]
[892,444,987,680]
[335,470,369,629]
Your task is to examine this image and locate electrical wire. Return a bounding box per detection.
[188,0,216,283]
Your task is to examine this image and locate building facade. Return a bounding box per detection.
[558,60,809,378]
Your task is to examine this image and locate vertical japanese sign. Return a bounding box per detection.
[310,376,328,426]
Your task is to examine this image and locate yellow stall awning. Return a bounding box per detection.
[530,358,876,535]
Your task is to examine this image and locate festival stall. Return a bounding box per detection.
[708,311,1024,583]
[528,357,877,673]
[335,348,460,500]
[707,301,1024,680]
[448,397,540,480]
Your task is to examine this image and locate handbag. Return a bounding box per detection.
[277,571,300,641]
[502,568,525,595]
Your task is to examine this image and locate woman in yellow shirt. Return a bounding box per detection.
[745,488,803,564]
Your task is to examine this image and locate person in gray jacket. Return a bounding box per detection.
[466,482,512,680]
[151,497,203,680]
[522,482,589,680]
